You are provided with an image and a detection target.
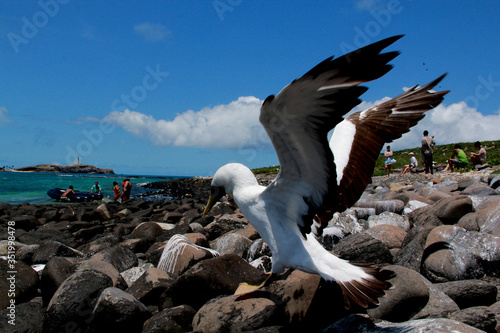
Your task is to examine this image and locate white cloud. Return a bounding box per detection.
[105,95,499,153]
[105,96,266,149]
[133,22,171,42]
[0,107,10,124]
[386,102,500,151]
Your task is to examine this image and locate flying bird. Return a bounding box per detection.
[203,35,449,308]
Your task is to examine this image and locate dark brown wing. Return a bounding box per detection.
[315,75,449,229]
[260,36,403,237]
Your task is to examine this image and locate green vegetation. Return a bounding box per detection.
[252,140,499,177]
[373,140,500,176]
[252,165,281,175]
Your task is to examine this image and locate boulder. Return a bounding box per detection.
[156,234,219,277]
[462,183,498,197]
[211,233,253,257]
[476,198,500,236]
[366,224,406,249]
[88,244,138,272]
[449,306,497,333]
[327,211,364,235]
[40,257,81,306]
[87,287,151,332]
[412,276,460,319]
[164,254,267,309]
[192,295,281,332]
[264,270,323,324]
[32,240,83,264]
[333,232,393,265]
[95,203,112,221]
[130,222,175,243]
[423,225,500,281]
[323,314,486,333]
[0,260,39,310]
[75,260,127,289]
[11,215,40,231]
[0,300,45,333]
[43,269,113,333]
[120,264,152,288]
[394,214,443,271]
[142,305,196,333]
[434,280,497,309]
[367,265,429,322]
[126,267,173,306]
[204,214,248,240]
[426,195,474,224]
[353,200,405,215]
[367,211,410,231]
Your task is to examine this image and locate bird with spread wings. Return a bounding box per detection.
[203,35,449,309]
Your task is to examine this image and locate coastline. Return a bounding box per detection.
[10,163,115,174]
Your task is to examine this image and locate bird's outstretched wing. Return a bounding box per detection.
[314,74,450,229]
[260,35,403,237]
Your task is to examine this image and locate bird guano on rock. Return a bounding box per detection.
[203,35,449,309]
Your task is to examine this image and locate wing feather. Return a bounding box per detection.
[260,36,404,236]
[316,74,449,226]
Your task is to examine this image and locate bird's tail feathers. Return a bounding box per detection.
[324,260,394,309]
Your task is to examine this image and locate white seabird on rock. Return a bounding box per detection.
[203,35,449,309]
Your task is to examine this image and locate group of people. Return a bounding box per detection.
[384,130,488,176]
[112,179,132,202]
[60,179,132,202]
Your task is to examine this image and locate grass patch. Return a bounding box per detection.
[252,140,499,176]
[374,140,499,174]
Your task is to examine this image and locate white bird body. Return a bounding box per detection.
[204,36,449,308]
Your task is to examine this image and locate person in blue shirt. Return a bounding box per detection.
[90,181,101,193]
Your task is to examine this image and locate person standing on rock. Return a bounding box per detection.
[112,181,121,202]
[421,130,435,174]
[122,179,132,202]
[384,145,396,177]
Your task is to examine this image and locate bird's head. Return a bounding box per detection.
[202,184,226,217]
[202,163,256,217]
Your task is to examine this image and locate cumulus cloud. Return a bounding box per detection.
[105,95,499,153]
[0,107,10,124]
[385,102,500,151]
[133,22,171,42]
[105,96,267,149]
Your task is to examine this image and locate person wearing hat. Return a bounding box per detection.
[401,152,418,175]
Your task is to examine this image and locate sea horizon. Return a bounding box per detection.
[0,171,186,205]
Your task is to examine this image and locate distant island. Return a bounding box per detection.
[8,163,115,174]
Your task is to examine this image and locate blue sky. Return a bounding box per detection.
[1,1,499,176]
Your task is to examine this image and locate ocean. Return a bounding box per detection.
[0,171,182,204]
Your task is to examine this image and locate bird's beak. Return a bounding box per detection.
[203,186,226,217]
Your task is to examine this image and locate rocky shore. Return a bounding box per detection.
[10,163,115,174]
[1,169,500,332]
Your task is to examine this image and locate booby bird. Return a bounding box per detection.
[203,35,449,308]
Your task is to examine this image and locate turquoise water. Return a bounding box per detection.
[0,171,181,204]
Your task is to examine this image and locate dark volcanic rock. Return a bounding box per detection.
[434,280,497,309]
[88,244,138,272]
[0,259,39,310]
[43,269,113,333]
[40,257,81,306]
[87,287,151,333]
[193,295,282,332]
[164,254,267,309]
[333,232,393,264]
